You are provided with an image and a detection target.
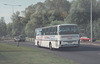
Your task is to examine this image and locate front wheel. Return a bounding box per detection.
[37,42,40,47]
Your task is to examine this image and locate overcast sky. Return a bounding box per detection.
[0,0,72,24]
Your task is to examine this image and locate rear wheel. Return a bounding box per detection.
[49,43,53,50]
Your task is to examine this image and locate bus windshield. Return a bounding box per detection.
[59,25,79,35]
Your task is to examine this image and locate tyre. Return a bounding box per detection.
[37,42,40,47]
[49,43,53,50]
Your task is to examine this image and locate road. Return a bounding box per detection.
[0,40,100,64]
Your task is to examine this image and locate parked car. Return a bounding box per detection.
[80,36,96,42]
[14,35,26,42]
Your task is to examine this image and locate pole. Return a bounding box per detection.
[90,0,93,42]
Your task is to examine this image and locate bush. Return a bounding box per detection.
[93,18,100,39]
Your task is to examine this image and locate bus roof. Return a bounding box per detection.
[36,24,78,29]
[58,24,77,26]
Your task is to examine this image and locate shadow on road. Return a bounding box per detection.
[55,45,100,52]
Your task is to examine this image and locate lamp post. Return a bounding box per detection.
[90,0,93,42]
[4,4,22,37]
[4,4,22,13]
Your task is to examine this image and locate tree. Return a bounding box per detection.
[93,1,100,20]
[22,5,35,24]
[11,11,24,36]
[64,0,100,38]
[65,0,91,25]
[7,23,12,37]
[50,20,67,26]
[93,18,100,39]
[25,18,38,37]
[0,17,7,37]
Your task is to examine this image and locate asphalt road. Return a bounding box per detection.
[0,40,100,64]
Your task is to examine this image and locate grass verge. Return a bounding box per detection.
[96,40,100,42]
[0,43,76,64]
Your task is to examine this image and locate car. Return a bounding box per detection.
[14,35,26,42]
[80,36,96,42]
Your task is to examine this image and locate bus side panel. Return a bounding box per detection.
[35,36,43,46]
[40,35,60,49]
[35,39,37,46]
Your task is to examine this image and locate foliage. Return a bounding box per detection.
[65,0,91,25]
[0,17,6,37]
[50,20,67,26]
[22,0,70,37]
[64,0,100,38]
[25,18,38,37]
[7,23,12,37]
[11,11,25,36]
[93,18,100,39]
[5,0,100,39]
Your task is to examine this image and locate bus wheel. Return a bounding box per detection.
[49,43,53,50]
[37,42,40,47]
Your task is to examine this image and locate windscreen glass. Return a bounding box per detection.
[59,25,79,35]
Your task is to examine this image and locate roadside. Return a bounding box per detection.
[0,39,100,64]
[0,43,76,64]
[1,38,100,47]
[80,41,100,46]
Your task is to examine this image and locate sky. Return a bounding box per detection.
[0,0,72,24]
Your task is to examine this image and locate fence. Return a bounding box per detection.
[26,37,35,42]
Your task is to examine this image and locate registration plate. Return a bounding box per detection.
[68,42,72,44]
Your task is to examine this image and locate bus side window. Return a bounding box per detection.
[44,29,46,35]
[50,27,53,35]
[36,29,41,36]
[47,28,50,35]
[42,29,45,35]
[51,27,57,35]
[52,27,55,35]
[45,29,47,35]
[54,27,57,35]
[41,30,43,35]
[46,28,49,35]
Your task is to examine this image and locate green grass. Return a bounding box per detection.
[0,43,77,64]
[96,40,100,42]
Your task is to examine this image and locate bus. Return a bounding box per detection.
[35,24,80,50]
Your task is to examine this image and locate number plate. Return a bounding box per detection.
[68,42,72,44]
